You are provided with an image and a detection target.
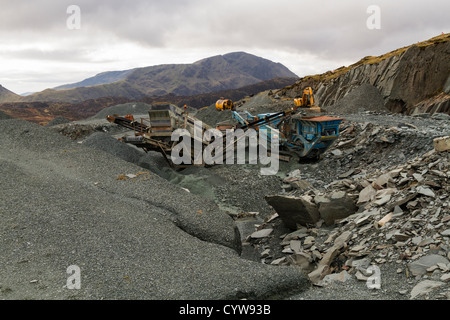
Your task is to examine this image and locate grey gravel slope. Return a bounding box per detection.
[0,119,308,299]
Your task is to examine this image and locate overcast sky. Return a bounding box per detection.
[0,0,448,94]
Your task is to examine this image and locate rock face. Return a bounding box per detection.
[265,195,320,229]
[265,191,358,228]
[280,34,450,115]
[317,191,357,226]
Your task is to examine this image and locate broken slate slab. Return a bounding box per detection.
[314,194,330,205]
[290,180,313,191]
[374,194,391,206]
[286,253,315,273]
[418,238,434,247]
[431,113,450,120]
[393,231,410,242]
[355,214,372,227]
[309,230,353,284]
[265,195,320,229]
[375,173,392,187]
[318,192,357,226]
[412,173,424,182]
[271,257,286,265]
[281,228,308,241]
[290,240,302,254]
[318,271,352,287]
[389,168,403,178]
[386,192,418,211]
[357,184,377,204]
[416,186,436,198]
[407,254,450,277]
[441,274,450,282]
[333,231,353,249]
[250,228,273,239]
[433,136,450,152]
[377,212,393,227]
[307,232,353,284]
[410,280,445,300]
[339,169,355,179]
[350,257,371,271]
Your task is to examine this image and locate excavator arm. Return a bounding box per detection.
[294,87,314,108]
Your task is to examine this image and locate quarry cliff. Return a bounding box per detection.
[279,33,450,115]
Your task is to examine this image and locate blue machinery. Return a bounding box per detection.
[107,102,344,164]
[232,110,344,159]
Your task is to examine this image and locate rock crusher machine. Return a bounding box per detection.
[107,104,213,166]
[231,109,343,160]
[106,88,344,165]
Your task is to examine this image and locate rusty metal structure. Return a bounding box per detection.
[106,88,344,166]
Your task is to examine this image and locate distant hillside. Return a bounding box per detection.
[19,52,298,103]
[140,77,298,109]
[0,77,297,125]
[54,69,135,90]
[0,85,20,103]
[0,97,130,125]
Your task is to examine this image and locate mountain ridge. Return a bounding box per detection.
[0,77,297,125]
[13,52,298,103]
[0,85,20,103]
[54,69,136,90]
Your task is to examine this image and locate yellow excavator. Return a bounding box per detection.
[294,87,320,112]
[215,98,235,111]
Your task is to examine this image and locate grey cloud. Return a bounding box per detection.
[0,48,90,62]
[1,0,448,58]
[0,0,449,94]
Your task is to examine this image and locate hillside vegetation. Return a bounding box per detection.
[278,33,450,115]
[296,33,450,84]
[0,85,20,103]
[11,52,298,103]
[0,77,297,125]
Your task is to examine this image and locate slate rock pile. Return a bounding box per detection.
[88,102,153,120]
[193,103,236,127]
[82,132,146,164]
[244,136,449,299]
[329,83,388,114]
[45,116,71,127]
[297,115,447,188]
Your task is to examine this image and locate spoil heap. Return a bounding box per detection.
[244,134,449,300]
